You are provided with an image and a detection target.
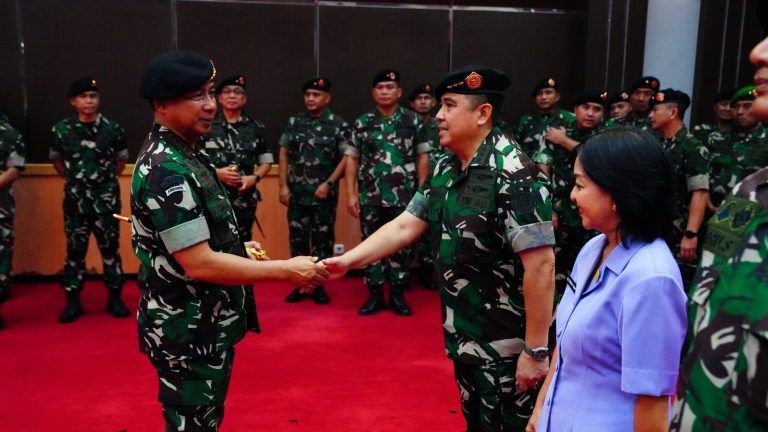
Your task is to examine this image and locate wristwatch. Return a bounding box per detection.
[326,179,335,187]
[683,230,698,239]
[523,345,550,361]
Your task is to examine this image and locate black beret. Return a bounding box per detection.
[650,88,691,111]
[67,76,99,98]
[215,74,246,93]
[574,89,609,107]
[372,69,400,87]
[531,77,559,97]
[606,90,630,106]
[629,76,660,93]
[139,50,216,100]
[713,90,734,103]
[731,85,756,103]
[409,83,434,101]
[435,65,511,100]
[303,77,332,93]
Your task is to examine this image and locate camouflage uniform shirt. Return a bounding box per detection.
[514,108,575,157]
[50,114,128,214]
[692,122,730,146]
[0,116,26,219]
[659,127,711,234]
[278,108,351,205]
[671,167,768,431]
[406,127,555,365]
[131,123,257,360]
[707,124,768,206]
[345,105,430,207]
[204,111,274,209]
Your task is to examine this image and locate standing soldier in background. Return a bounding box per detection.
[626,76,660,129]
[649,89,710,288]
[205,74,273,242]
[50,77,129,323]
[279,77,350,305]
[409,83,440,289]
[0,115,26,330]
[514,78,575,157]
[533,89,606,295]
[345,69,430,316]
[604,90,632,124]
[671,26,768,432]
[692,90,733,144]
[707,85,768,210]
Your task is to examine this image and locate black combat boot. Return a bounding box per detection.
[106,289,130,318]
[389,284,412,316]
[312,286,330,305]
[285,287,304,303]
[358,285,385,315]
[58,291,84,323]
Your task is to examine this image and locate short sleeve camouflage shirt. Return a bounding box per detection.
[707,124,768,207]
[659,127,710,232]
[345,105,430,207]
[204,112,274,209]
[0,116,26,219]
[50,114,128,214]
[278,108,350,205]
[406,127,555,365]
[131,124,253,360]
[514,107,575,157]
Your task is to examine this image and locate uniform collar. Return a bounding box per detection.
[578,235,647,296]
[152,122,203,158]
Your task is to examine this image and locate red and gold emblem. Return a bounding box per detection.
[655,92,665,102]
[600,91,608,100]
[237,76,245,85]
[466,72,482,89]
[387,72,396,80]
[547,78,556,86]
[425,84,431,92]
[621,92,628,100]
[318,79,325,87]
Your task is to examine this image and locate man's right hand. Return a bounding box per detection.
[285,256,328,290]
[216,167,242,187]
[279,185,291,206]
[321,256,350,281]
[346,196,360,218]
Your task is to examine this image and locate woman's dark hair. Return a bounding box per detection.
[576,126,676,244]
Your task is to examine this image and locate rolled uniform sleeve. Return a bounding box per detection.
[6,127,26,171]
[686,138,710,191]
[414,123,433,155]
[406,168,433,221]
[143,163,210,254]
[254,123,275,164]
[499,175,555,253]
[278,117,294,149]
[345,120,363,158]
[619,275,687,396]
[49,125,63,161]
[115,125,130,161]
[337,120,353,154]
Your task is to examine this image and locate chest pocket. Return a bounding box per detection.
[191,161,243,256]
[452,170,499,264]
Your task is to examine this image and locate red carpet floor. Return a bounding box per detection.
[1,277,465,431]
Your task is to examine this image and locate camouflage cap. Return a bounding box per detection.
[372,69,400,87]
[67,76,99,98]
[531,77,559,97]
[606,90,630,106]
[651,88,691,111]
[303,77,332,93]
[435,65,510,100]
[408,83,434,101]
[731,85,756,103]
[629,76,660,93]
[139,50,216,100]
[574,89,609,107]
[215,74,246,93]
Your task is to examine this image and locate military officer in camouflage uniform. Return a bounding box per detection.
[204,74,273,242]
[0,116,26,330]
[278,77,350,305]
[692,90,733,144]
[514,78,575,157]
[670,34,768,431]
[607,90,631,121]
[706,85,768,210]
[50,76,130,323]
[325,66,556,431]
[534,89,606,296]
[625,76,660,130]
[133,51,327,432]
[649,89,710,288]
[409,83,441,289]
[344,69,430,316]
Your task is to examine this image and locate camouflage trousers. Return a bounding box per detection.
[232,206,256,242]
[0,219,13,304]
[288,202,335,259]
[360,206,412,288]
[453,359,536,431]
[149,348,235,432]
[62,212,123,293]
[554,223,593,302]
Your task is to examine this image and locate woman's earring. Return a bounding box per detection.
[612,204,617,212]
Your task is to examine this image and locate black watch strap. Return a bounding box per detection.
[683,229,698,239]
[523,345,550,361]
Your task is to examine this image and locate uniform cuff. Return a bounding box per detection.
[405,192,429,221]
[344,146,361,158]
[416,142,432,154]
[116,149,130,161]
[687,174,709,191]
[506,221,555,253]
[7,155,25,168]
[49,150,62,161]
[258,153,275,164]
[159,217,210,254]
